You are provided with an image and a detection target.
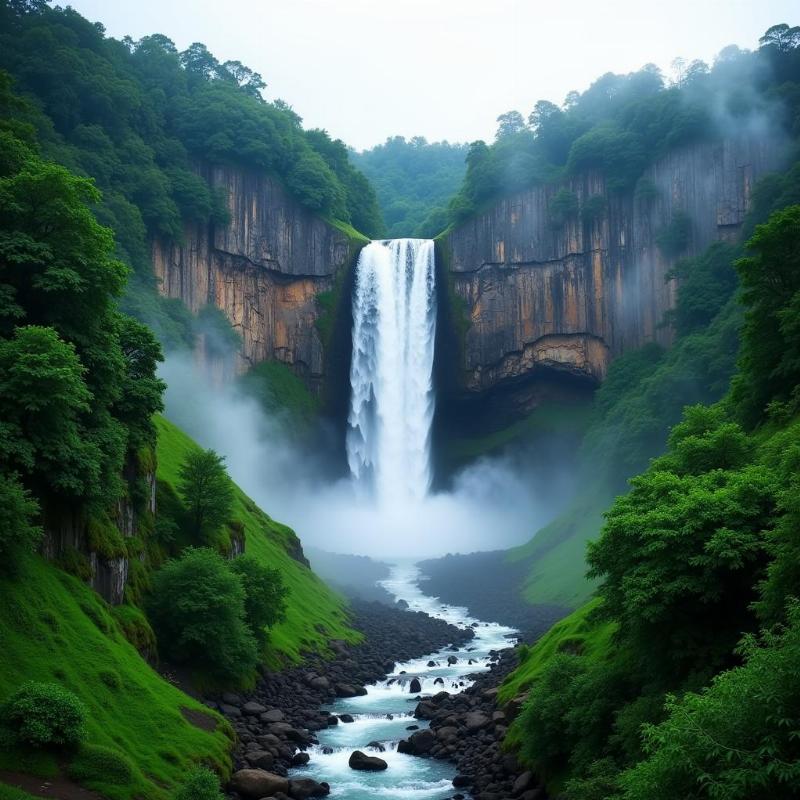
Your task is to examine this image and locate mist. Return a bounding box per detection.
[160,352,570,559]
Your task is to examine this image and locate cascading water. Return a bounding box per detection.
[347,239,437,503]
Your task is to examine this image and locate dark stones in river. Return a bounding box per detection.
[409,677,422,693]
[349,750,388,771]
[338,714,355,723]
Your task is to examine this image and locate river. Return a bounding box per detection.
[289,563,517,800]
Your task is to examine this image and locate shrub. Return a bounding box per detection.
[231,555,288,644]
[581,194,607,224]
[655,210,692,258]
[548,188,579,228]
[67,743,134,786]
[0,472,42,572]
[172,766,223,800]
[1,682,87,748]
[148,547,258,682]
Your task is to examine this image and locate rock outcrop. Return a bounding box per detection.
[441,135,780,395]
[153,164,365,389]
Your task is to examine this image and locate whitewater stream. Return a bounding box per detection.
[289,563,517,800]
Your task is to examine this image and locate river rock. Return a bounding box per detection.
[513,771,535,795]
[230,768,289,798]
[409,677,422,693]
[367,740,386,752]
[335,683,364,697]
[465,711,490,731]
[309,676,330,691]
[260,708,285,723]
[288,777,329,799]
[290,752,310,766]
[447,655,458,665]
[243,701,267,716]
[245,750,275,770]
[338,714,354,723]
[349,750,388,771]
[399,728,436,755]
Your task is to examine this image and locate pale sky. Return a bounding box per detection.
[66,0,797,151]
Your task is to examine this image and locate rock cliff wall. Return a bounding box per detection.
[152,164,364,389]
[442,136,779,396]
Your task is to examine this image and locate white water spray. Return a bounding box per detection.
[347,239,437,504]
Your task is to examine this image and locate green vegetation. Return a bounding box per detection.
[154,416,361,666]
[353,136,467,237]
[238,360,321,434]
[0,553,232,800]
[172,766,225,800]
[503,192,800,797]
[0,89,164,572]
[0,3,382,345]
[231,555,289,646]
[1,681,87,748]
[446,26,800,225]
[177,450,235,544]
[148,547,260,683]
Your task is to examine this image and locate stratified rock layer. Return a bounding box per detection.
[152,165,362,387]
[443,136,779,393]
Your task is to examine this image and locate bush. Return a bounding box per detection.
[67,743,134,786]
[172,766,223,800]
[548,188,579,228]
[0,472,42,572]
[148,547,258,682]
[1,682,87,748]
[655,210,692,257]
[230,555,288,644]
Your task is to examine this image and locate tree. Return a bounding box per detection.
[221,60,266,99]
[177,449,234,543]
[0,471,41,570]
[732,205,800,425]
[180,42,220,81]
[148,547,257,682]
[231,555,288,644]
[759,23,800,53]
[495,110,526,139]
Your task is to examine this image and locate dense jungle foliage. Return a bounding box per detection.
[0,0,383,344]
[446,23,800,225]
[352,136,467,237]
[505,28,800,799]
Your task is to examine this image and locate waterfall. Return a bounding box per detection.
[347,239,437,504]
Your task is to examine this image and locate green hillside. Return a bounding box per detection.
[0,554,233,800]
[154,416,360,665]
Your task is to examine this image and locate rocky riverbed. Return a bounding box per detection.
[210,565,540,800]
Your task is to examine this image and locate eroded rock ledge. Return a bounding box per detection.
[152,164,363,387]
[442,135,780,395]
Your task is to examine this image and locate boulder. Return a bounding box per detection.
[243,701,267,716]
[229,768,289,799]
[367,740,386,752]
[453,775,472,788]
[409,678,422,694]
[246,751,275,770]
[260,708,285,723]
[427,660,437,667]
[338,714,355,723]
[290,752,310,767]
[464,711,490,732]
[335,683,364,698]
[406,728,436,754]
[436,726,459,742]
[288,777,329,799]
[513,771,535,795]
[220,703,241,717]
[447,655,458,665]
[309,676,330,691]
[348,750,388,771]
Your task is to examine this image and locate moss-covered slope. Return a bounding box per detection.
[154,416,361,665]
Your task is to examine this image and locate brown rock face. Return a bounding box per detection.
[443,136,779,395]
[152,164,362,388]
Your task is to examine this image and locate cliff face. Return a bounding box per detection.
[443,136,778,396]
[153,165,363,389]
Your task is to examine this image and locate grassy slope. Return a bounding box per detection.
[0,554,233,800]
[500,598,616,765]
[506,484,611,609]
[154,416,361,666]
